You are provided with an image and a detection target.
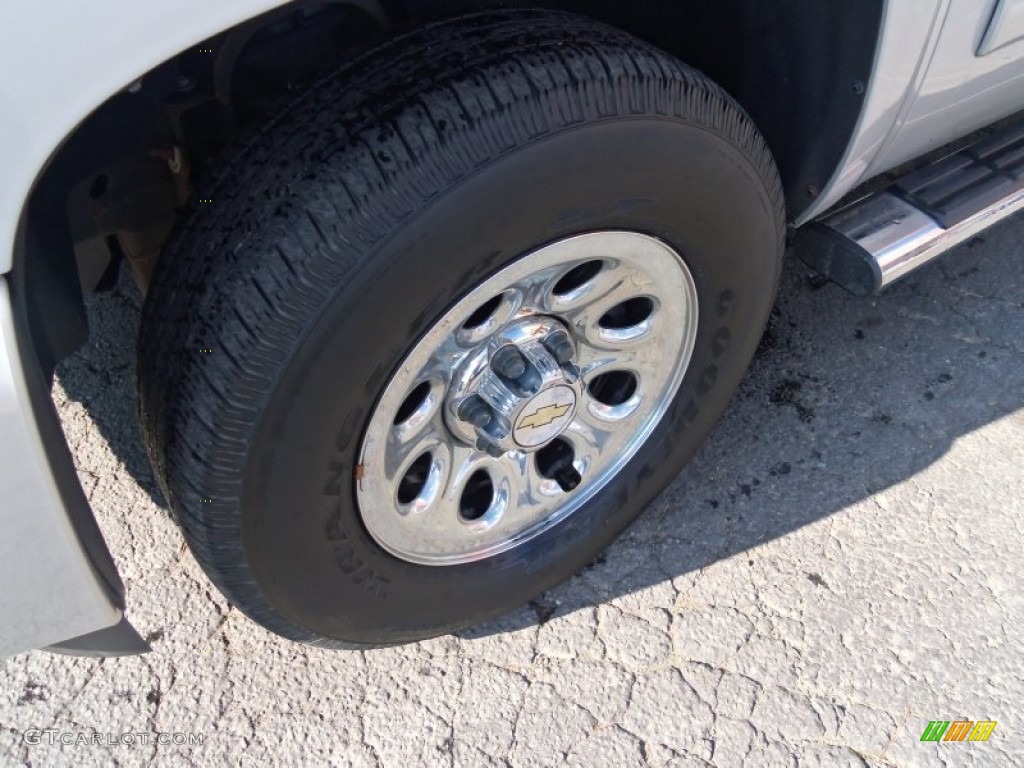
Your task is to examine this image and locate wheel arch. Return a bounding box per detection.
[9,0,393,371]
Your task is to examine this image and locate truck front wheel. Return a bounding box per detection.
[137,10,785,646]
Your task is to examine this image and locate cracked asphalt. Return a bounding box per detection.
[2,216,1024,767]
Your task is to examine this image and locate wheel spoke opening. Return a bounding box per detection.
[397,452,434,505]
[460,470,495,521]
[553,260,604,297]
[458,290,519,345]
[588,370,638,407]
[463,294,504,330]
[599,297,655,330]
[394,381,433,425]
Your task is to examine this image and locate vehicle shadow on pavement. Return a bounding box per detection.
[55,220,1024,637]
[54,276,167,510]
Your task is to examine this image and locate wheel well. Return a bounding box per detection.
[546,0,886,212]
[18,0,882,371]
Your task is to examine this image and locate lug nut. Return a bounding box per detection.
[553,464,582,492]
[476,436,506,458]
[458,395,493,429]
[491,345,527,379]
[543,330,575,366]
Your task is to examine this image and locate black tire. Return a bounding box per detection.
[138,10,785,647]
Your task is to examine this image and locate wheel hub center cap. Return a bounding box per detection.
[513,385,578,448]
[446,316,583,455]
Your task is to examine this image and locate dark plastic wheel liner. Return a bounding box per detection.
[137,10,786,647]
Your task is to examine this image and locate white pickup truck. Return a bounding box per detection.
[3,0,1024,656]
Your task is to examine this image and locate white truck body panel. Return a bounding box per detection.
[0,280,120,656]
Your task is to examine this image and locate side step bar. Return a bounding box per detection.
[797,120,1024,296]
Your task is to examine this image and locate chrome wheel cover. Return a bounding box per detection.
[356,232,699,565]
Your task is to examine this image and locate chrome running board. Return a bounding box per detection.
[797,120,1024,295]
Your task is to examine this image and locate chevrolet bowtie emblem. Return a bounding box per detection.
[518,403,572,430]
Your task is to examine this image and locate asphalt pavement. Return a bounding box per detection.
[1,216,1023,767]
